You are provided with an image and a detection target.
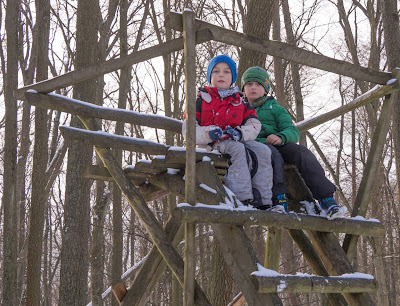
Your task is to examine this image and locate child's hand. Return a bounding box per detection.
[224,126,242,141]
[209,128,223,141]
[267,134,283,145]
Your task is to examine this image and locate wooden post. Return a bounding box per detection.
[264,228,282,270]
[342,92,397,259]
[183,9,197,306]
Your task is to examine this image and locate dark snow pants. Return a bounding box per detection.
[269,142,336,200]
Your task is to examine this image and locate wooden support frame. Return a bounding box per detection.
[342,92,397,259]
[20,8,400,305]
[166,11,392,84]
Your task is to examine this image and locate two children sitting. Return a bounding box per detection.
[183,55,346,219]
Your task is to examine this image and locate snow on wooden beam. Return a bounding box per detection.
[25,91,183,133]
[59,126,171,156]
[166,11,392,84]
[252,274,377,294]
[172,206,385,237]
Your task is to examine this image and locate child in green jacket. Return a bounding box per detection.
[241,66,346,220]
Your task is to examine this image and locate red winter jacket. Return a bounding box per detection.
[182,86,261,149]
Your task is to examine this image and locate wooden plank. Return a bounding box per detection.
[165,148,228,168]
[173,206,385,237]
[59,126,171,155]
[343,93,396,259]
[166,11,392,84]
[148,171,221,205]
[16,30,213,100]
[252,274,377,294]
[25,91,183,133]
[84,164,148,185]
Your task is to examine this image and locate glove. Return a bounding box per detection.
[209,128,223,141]
[224,126,242,141]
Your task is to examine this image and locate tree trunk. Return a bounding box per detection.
[382,0,400,227]
[25,0,50,304]
[2,0,21,305]
[237,0,277,81]
[59,0,100,304]
[281,0,306,145]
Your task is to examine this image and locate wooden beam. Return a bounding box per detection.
[172,206,385,237]
[121,215,184,305]
[342,93,396,259]
[25,91,183,133]
[252,274,377,294]
[112,282,127,305]
[166,12,392,84]
[307,231,375,305]
[296,81,399,133]
[93,146,211,305]
[59,126,171,155]
[183,10,198,305]
[16,30,213,100]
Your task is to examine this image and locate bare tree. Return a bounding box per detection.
[59,0,100,304]
[25,0,50,304]
[2,0,21,305]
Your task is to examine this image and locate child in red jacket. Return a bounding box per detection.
[183,55,282,211]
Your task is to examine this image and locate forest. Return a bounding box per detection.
[1,0,400,305]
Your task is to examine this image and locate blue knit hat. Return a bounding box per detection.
[206,55,237,86]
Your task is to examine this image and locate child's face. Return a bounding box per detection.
[210,62,232,90]
[243,81,266,103]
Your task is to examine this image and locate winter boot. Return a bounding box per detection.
[320,197,346,220]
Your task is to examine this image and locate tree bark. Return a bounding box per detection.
[59,0,100,304]
[237,0,277,82]
[26,0,50,304]
[2,1,21,305]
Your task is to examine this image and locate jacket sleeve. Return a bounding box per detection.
[182,94,220,145]
[275,107,300,144]
[182,119,220,145]
[235,102,261,142]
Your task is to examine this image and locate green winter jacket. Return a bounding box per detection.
[251,96,300,145]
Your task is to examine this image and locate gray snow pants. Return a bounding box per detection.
[213,140,273,207]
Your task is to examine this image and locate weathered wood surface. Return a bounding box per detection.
[196,162,281,306]
[16,30,213,100]
[60,126,171,155]
[343,93,396,259]
[172,206,384,237]
[166,11,392,84]
[252,274,377,294]
[94,147,211,305]
[183,11,198,304]
[26,91,182,133]
[121,215,184,305]
[307,231,375,305]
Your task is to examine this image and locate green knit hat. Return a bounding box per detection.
[241,66,271,94]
